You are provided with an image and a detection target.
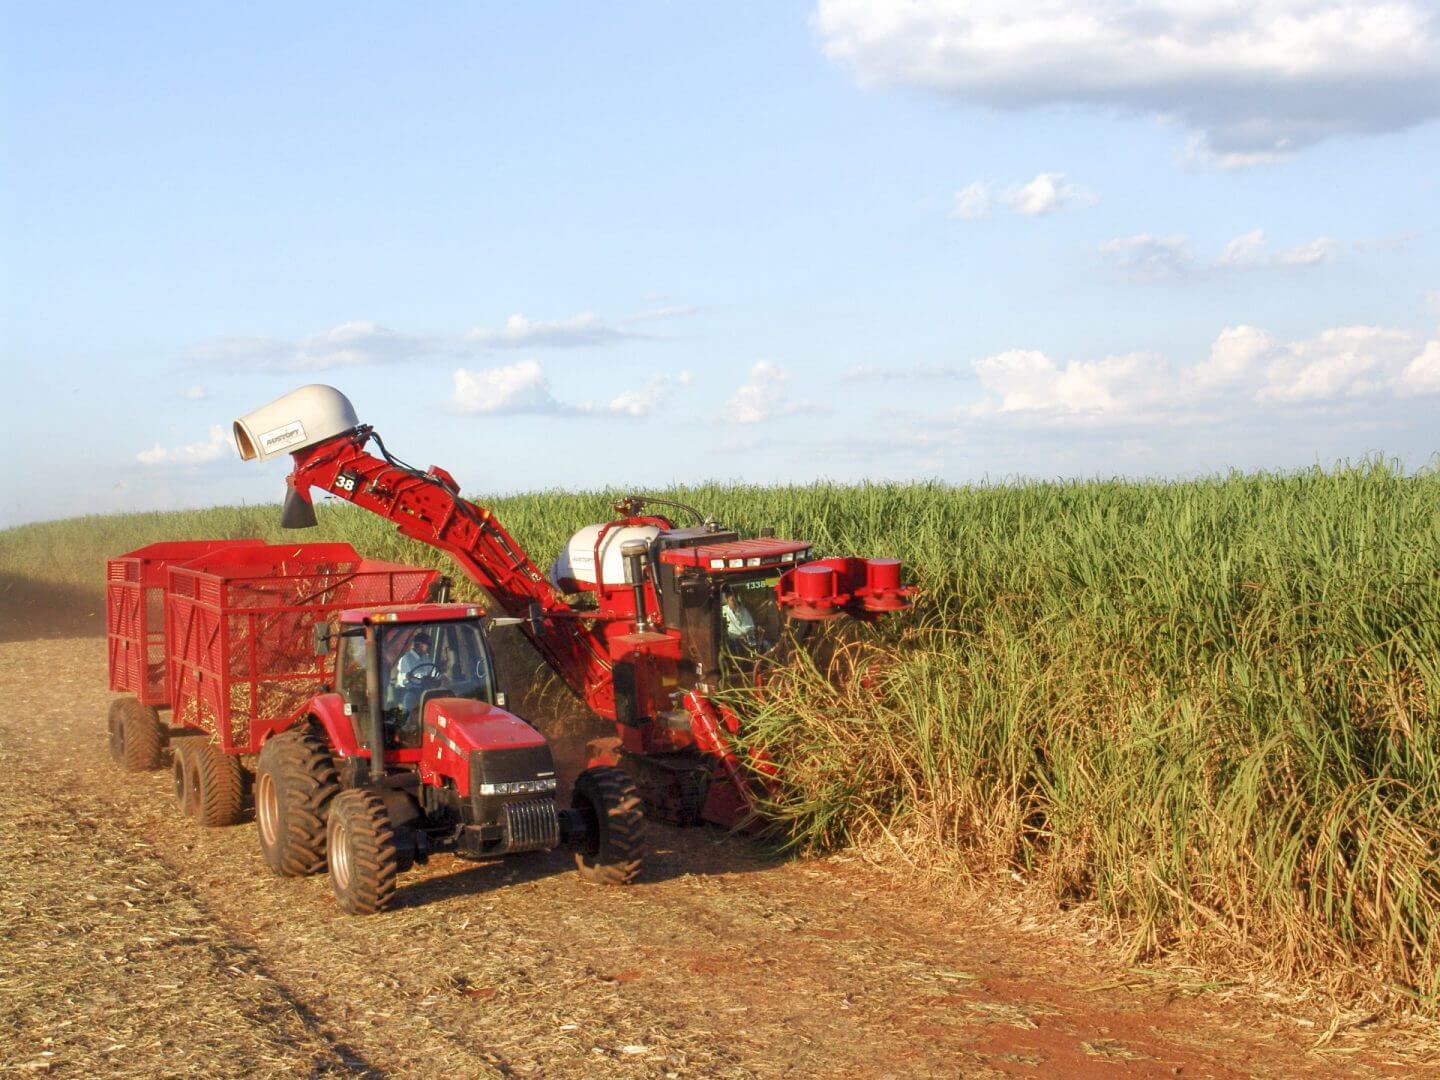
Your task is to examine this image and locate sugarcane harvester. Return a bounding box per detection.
[234,385,913,828]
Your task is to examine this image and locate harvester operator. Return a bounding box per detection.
[722,587,762,655]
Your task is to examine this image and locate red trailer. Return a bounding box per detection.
[106,539,263,768]
[105,540,645,914]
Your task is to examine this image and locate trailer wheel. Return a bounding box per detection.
[255,728,338,877]
[107,700,126,764]
[110,697,165,772]
[191,742,246,827]
[173,741,200,818]
[571,766,644,885]
[327,789,399,916]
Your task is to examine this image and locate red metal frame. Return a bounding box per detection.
[163,543,439,754]
[107,540,264,706]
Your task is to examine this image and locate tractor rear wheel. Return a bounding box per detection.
[255,727,338,877]
[109,697,165,772]
[327,789,399,915]
[191,742,246,827]
[571,766,644,885]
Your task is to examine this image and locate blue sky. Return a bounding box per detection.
[3,1,1438,527]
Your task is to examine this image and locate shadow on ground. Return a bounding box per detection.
[0,574,103,642]
[390,818,787,911]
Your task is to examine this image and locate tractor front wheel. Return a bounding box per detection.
[109,697,165,772]
[255,727,338,877]
[571,766,644,885]
[327,789,400,915]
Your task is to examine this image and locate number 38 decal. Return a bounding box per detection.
[335,470,365,495]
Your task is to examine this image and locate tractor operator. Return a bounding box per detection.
[394,631,436,689]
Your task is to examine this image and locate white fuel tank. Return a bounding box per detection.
[233,384,361,462]
[550,524,662,589]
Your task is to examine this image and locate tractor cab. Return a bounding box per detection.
[332,604,499,750]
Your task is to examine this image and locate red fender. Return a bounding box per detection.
[305,692,361,756]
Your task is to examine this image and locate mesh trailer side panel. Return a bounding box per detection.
[165,547,438,754]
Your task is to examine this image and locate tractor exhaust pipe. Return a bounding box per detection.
[621,539,651,632]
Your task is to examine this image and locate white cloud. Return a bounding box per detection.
[448,361,692,418]
[179,385,208,401]
[136,425,231,466]
[1103,228,1337,281]
[973,349,1170,414]
[1099,234,1196,282]
[951,181,991,220]
[604,371,693,417]
[963,324,1440,424]
[464,312,640,349]
[1189,325,1277,390]
[1001,172,1096,216]
[1257,326,1416,402]
[1400,340,1440,394]
[952,173,1094,220]
[1175,135,1296,171]
[722,362,830,424]
[189,308,672,371]
[724,362,788,424]
[1218,229,1337,269]
[814,0,1440,160]
[450,359,563,415]
[190,321,426,371]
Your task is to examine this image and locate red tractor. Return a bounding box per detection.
[106,541,641,914]
[233,385,912,829]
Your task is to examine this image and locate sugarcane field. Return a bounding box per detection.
[5,2,1440,1077]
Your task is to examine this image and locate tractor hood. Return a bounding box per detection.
[421,698,557,807]
[423,698,547,753]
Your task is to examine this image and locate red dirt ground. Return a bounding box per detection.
[0,607,1426,1076]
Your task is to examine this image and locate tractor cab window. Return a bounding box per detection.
[380,621,495,743]
[337,633,369,713]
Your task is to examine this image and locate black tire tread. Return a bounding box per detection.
[573,766,644,886]
[107,699,127,765]
[257,726,339,877]
[114,698,165,772]
[329,789,399,915]
[173,741,198,818]
[195,742,247,827]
